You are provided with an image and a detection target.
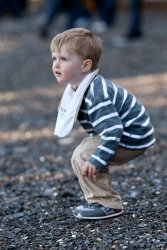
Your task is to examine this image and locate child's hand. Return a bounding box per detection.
[82,161,97,178]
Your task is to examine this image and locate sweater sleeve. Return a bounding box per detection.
[88,97,123,170]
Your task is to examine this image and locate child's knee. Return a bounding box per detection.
[71,148,85,173]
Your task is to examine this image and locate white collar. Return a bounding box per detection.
[54,69,98,137]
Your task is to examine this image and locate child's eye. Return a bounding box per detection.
[61,57,67,61]
[52,56,56,61]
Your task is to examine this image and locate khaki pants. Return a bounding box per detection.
[71,136,145,209]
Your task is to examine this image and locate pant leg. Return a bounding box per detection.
[96,0,117,26]
[65,0,91,29]
[44,0,62,27]
[71,136,123,209]
[128,0,142,35]
[0,0,6,17]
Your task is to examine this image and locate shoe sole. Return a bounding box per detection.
[73,210,123,220]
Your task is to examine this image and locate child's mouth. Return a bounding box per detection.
[55,71,61,76]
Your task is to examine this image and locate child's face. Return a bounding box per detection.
[52,45,87,86]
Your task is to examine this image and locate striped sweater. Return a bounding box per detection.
[77,74,155,170]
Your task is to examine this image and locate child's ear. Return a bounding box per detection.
[82,59,92,73]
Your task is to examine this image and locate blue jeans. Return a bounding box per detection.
[128,0,142,34]
[96,0,117,26]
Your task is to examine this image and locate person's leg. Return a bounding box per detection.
[44,0,61,27]
[71,135,145,208]
[110,145,145,165]
[127,0,143,38]
[39,0,62,38]
[66,0,91,29]
[0,0,7,17]
[97,0,117,26]
[9,0,23,17]
[71,136,123,209]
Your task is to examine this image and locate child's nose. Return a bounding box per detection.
[54,60,60,68]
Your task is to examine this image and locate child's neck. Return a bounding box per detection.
[71,70,98,90]
[71,72,90,89]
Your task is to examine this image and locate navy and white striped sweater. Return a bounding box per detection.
[77,74,155,170]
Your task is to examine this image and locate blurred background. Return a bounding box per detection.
[0,0,167,175]
[0,0,167,152]
[0,0,167,177]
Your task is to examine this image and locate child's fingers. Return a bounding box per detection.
[88,165,96,178]
[82,162,97,178]
[82,167,88,177]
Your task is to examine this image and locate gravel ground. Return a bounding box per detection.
[0,5,167,250]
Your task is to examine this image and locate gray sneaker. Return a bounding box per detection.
[73,203,123,220]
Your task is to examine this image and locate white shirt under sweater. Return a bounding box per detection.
[77,74,156,170]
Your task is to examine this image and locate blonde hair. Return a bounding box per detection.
[50,28,102,71]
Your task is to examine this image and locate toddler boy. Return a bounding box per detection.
[50,28,155,220]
